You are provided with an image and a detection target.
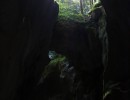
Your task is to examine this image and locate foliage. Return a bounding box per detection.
[57,2,85,22]
[42,51,75,80]
[58,13,85,22]
[103,81,120,100]
[42,51,68,78]
[55,0,100,22]
[88,1,101,13]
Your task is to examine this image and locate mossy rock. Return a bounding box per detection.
[42,54,68,78]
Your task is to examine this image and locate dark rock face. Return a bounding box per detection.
[0,0,58,100]
[50,7,106,99]
[101,0,130,100]
[28,54,75,100]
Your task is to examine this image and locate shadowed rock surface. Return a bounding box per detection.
[0,0,58,100]
[101,0,130,100]
[50,5,107,100]
[0,0,130,100]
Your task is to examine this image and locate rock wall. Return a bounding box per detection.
[0,0,58,100]
[101,0,130,99]
[50,7,106,99]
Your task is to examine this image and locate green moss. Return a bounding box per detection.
[49,55,66,67]
[58,14,85,22]
[42,54,67,78]
[89,1,102,13]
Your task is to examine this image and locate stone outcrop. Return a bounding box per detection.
[0,0,58,100]
[0,0,129,100]
[50,5,107,99]
[101,0,130,100]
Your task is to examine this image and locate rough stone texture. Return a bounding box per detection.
[50,6,107,99]
[0,0,58,100]
[101,0,130,100]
